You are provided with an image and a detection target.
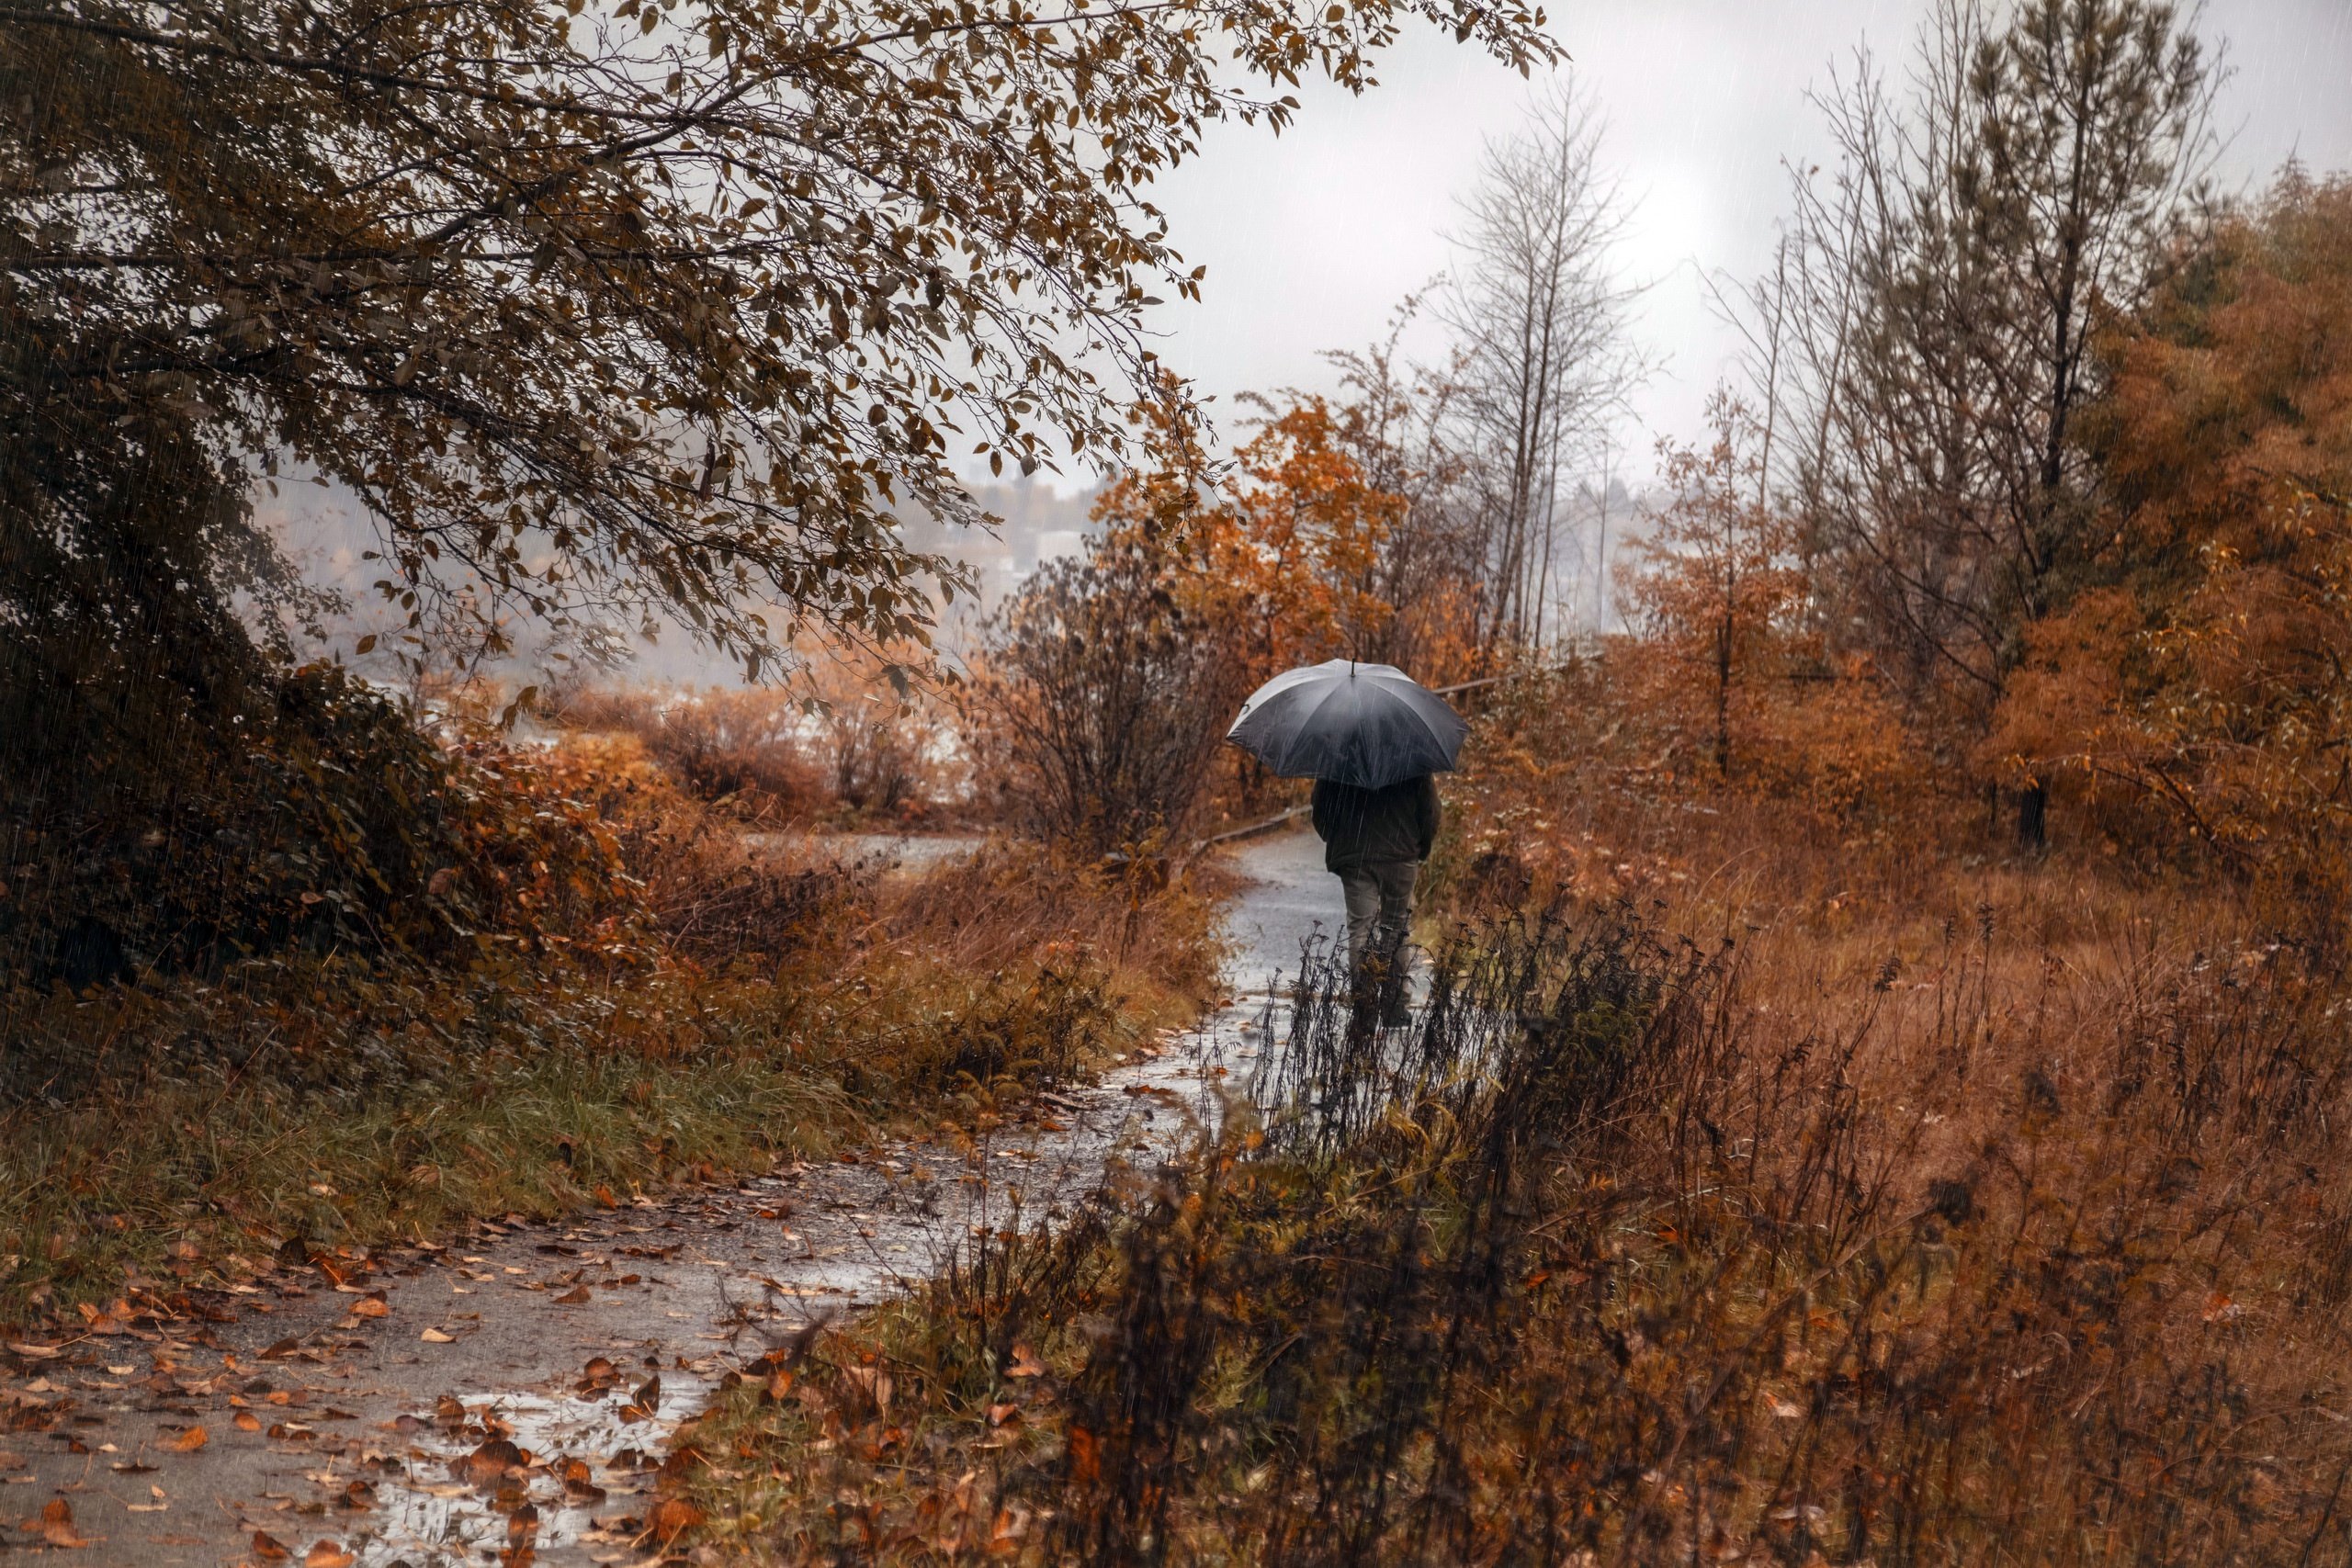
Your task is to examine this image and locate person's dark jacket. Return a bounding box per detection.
[1311,775,1441,874]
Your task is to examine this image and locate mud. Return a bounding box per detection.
[0,830,1335,1566]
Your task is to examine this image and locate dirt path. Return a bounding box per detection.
[0,831,1332,1567]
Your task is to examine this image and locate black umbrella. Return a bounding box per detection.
[1226,660,1468,790]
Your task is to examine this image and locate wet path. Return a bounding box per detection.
[0,830,1334,1565]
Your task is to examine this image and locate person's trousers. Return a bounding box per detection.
[1339,859,1419,980]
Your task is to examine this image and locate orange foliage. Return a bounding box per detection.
[1074,395,1454,828]
[1204,398,1404,675]
[1616,390,1906,810]
[1986,170,2352,919]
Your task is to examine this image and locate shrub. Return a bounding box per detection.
[968,530,1249,855]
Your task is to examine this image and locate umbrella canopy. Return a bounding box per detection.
[1226,660,1468,790]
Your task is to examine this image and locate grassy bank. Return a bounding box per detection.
[0,733,1227,1330]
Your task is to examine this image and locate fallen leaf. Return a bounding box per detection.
[76,1300,131,1336]
[551,1285,592,1305]
[1066,1424,1100,1484]
[419,1327,455,1344]
[39,1498,91,1548]
[641,1496,704,1546]
[843,1364,893,1410]
[1005,1344,1046,1379]
[164,1427,209,1453]
[304,1540,355,1568]
[235,1412,263,1431]
[6,1343,61,1360]
[459,1438,526,1485]
[348,1295,390,1320]
[109,1461,159,1474]
[988,1504,1031,1549]
[253,1529,291,1562]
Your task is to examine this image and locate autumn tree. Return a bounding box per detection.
[1300,316,1493,682]
[1441,78,1644,651]
[1192,396,1405,676]
[971,520,1249,855]
[0,0,1558,969]
[3,0,1559,682]
[1623,393,1804,780]
[1774,0,2217,841]
[1985,170,2352,919]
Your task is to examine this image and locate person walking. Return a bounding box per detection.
[1224,658,1465,1025]
[1311,772,1439,1016]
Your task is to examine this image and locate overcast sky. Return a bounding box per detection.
[1128,0,2352,490]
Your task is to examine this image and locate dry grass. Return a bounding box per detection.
[0,729,1229,1331]
[679,678,2352,1566]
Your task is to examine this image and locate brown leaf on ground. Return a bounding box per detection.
[459,1438,526,1486]
[252,1528,290,1561]
[763,1368,794,1403]
[552,1285,592,1305]
[507,1502,540,1545]
[843,1364,893,1411]
[640,1496,704,1546]
[77,1300,132,1336]
[164,1426,208,1452]
[580,1355,617,1387]
[1066,1424,1100,1483]
[303,1541,355,1568]
[234,1411,263,1431]
[38,1498,92,1548]
[6,1343,61,1360]
[348,1294,390,1319]
[419,1327,455,1343]
[1005,1344,1046,1378]
[988,1504,1032,1552]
